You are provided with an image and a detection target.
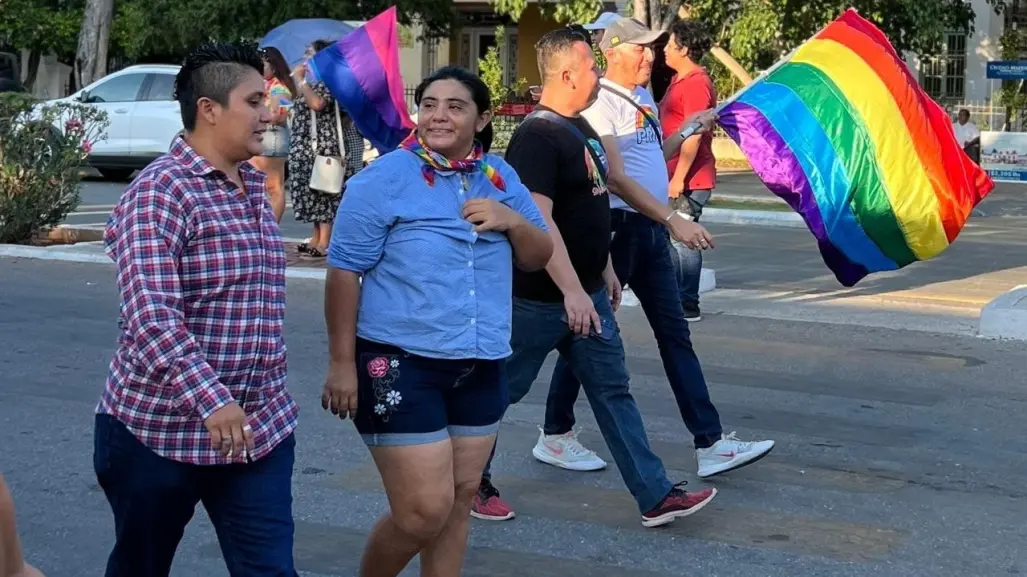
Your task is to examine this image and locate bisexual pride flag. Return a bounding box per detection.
[717,9,994,287]
[310,7,414,153]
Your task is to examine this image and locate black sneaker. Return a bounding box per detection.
[684,305,701,322]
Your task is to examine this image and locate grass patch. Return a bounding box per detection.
[706,199,794,212]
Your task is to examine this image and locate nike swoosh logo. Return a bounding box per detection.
[546,443,564,455]
[717,452,736,459]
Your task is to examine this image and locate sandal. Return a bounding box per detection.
[296,242,311,254]
[305,247,326,258]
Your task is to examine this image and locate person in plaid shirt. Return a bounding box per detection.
[94,43,299,577]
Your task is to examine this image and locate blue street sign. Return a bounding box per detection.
[986,61,1027,79]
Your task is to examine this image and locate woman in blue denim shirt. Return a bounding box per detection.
[322,67,553,577]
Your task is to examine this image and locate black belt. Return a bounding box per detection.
[611,208,656,227]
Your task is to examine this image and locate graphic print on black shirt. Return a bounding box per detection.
[506,105,612,303]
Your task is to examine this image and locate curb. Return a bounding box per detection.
[0,242,718,310]
[0,243,335,281]
[0,243,113,264]
[977,285,1027,341]
[701,207,805,228]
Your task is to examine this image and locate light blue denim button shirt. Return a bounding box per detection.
[327,148,548,360]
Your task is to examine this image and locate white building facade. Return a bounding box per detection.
[907,0,1027,123]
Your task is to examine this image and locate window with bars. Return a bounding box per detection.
[920,33,966,100]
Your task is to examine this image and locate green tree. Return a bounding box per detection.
[0,0,81,88]
[478,27,527,111]
[494,0,991,74]
[490,0,604,25]
[121,0,457,62]
[996,25,1027,128]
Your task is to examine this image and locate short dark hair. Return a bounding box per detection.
[174,43,263,131]
[414,66,494,148]
[535,28,590,82]
[669,19,712,63]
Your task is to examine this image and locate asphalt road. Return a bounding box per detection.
[68,174,1027,306]
[2,258,1026,577]
[68,173,787,242]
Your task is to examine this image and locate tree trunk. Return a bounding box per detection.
[633,0,648,24]
[75,0,115,87]
[648,0,661,31]
[22,51,41,93]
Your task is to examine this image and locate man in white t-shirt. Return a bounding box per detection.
[534,17,776,480]
[953,109,981,164]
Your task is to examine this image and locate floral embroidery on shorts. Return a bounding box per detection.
[366,355,401,422]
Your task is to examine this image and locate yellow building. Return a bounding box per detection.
[399,0,618,96]
[448,1,617,87]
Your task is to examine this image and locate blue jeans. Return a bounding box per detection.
[93,414,298,577]
[482,291,674,513]
[545,209,723,449]
[668,190,711,310]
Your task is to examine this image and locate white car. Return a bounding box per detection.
[49,64,184,181]
[47,63,382,178]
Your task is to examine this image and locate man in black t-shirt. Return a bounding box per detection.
[470,28,718,529]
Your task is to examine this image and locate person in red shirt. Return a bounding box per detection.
[660,20,716,321]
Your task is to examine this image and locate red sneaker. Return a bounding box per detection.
[641,483,717,528]
[470,479,515,521]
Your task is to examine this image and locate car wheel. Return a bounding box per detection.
[99,168,134,181]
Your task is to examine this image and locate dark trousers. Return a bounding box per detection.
[482,291,674,513]
[668,191,712,311]
[545,209,723,449]
[93,414,298,577]
[964,142,981,165]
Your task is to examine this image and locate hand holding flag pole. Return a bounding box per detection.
[707,7,993,287]
[662,43,804,161]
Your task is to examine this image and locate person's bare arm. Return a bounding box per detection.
[602,136,675,222]
[506,215,553,272]
[601,136,715,250]
[669,135,701,197]
[291,63,327,112]
[532,193,584,295]
[531,193,601,335]
[673,135,701,181]
[0,473,20,577]
[324,269,360,368]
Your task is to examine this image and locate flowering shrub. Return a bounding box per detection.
[0,93,108,243]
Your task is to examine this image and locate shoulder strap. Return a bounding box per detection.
[522,110,608,182]
[601,85,662,141]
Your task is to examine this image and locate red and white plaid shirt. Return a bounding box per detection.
[100,136,297,465]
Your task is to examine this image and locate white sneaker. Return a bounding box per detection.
[696,432,775,478]
[531,428,607,471]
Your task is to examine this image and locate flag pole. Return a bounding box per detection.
[661,32,815,160]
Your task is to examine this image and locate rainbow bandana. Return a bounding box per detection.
[399,132,506,192]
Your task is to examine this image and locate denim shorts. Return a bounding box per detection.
[352,338,509,446]
[260,125,290,157]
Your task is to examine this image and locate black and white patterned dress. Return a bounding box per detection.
[287,82,366,224]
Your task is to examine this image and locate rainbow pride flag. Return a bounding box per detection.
[311,7,414,153]
[718,9,994,287]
